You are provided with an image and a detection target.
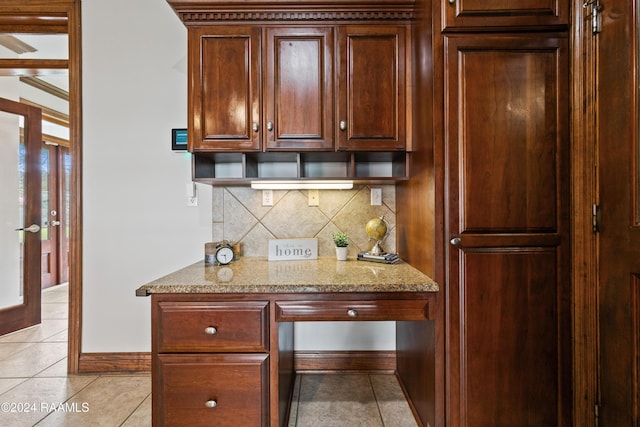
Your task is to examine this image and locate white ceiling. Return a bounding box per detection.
[2,33,69,92]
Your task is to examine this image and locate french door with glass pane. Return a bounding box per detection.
[0,97,42,335]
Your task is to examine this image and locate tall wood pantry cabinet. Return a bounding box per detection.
[432,1,572,426]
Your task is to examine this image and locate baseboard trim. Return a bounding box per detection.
[294,350,396,373]
[77,350,395,374]
[78,352,151,374]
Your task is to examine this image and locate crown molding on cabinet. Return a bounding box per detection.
[167,0,415,23]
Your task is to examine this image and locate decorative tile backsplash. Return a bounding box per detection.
[211,185,396,258]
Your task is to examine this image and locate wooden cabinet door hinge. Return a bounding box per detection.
[592,204,600,232]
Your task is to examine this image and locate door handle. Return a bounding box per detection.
[15,224,41,233]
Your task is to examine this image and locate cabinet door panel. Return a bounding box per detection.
[190,27,261,151]
[266,27,333,150]
[460,250,560,426]
[445,34,571,426]
[458,47,558,233]
[442,0,569,30]
[338,26,406,151]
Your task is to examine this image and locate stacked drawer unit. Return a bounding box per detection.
[152,299,270,427]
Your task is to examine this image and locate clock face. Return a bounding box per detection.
[215,246,234,265]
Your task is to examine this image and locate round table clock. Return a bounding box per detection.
[214,241,235,265]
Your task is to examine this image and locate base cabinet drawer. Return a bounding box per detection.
[156,354,269,427]
[155,301,269,352]
[275,299,430,321]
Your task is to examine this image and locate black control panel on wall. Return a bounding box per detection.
[171,128,187,151]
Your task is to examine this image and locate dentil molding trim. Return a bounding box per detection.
[177,10,414,22]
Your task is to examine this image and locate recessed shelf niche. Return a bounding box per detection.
[192,151,409,184]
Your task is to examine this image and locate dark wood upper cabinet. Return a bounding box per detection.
[442,0,569,31]
[190,26,334,152]
[189,26,261,152]
[190,23,408,154]
[170,0,415,181]
[337,26,408,151]
[265,27,334,151]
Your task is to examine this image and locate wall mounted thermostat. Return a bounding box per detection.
[171,128,187,151]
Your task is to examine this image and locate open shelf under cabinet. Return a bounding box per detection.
[192,151,410,185]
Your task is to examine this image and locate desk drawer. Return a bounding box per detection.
[156,354,268,427]
[155,301,269,352]
[275,299,429,321]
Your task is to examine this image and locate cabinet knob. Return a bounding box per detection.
[347,309,358,318]
[267,121,274,131]
[205,400,218,408]
[450,237,462,246]
[448,0,455,4]
[339,120,347,131]
[204,326,217,335]
[252,122,259,132]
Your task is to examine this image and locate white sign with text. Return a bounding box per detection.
[268,239,318,261]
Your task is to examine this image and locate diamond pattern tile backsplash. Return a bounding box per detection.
[212,185,396,258]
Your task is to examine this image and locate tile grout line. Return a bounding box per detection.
[118,391,152,427]
[368,373,388,426]
[33,374,103,426]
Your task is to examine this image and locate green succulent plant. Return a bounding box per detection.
[332,231,349,247]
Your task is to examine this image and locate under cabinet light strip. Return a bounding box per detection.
[250,180,353,190]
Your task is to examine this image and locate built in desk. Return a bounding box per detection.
[136,257,439,427]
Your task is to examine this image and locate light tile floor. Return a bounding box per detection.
[0,284,152,427]
[288,373,419,426]
[0,284,418,426]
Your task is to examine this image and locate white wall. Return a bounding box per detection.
[82,0,211,352]
[82,0,392,353]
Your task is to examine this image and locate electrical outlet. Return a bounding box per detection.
[186,182,198,206]
[308,189,320,206]
[371,188,382,206]
[262,189,273,206]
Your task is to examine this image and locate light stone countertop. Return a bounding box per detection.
[136,257,438,296]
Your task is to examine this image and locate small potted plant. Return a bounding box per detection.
[332,231,349,261]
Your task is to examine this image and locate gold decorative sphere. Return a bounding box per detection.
[365,216,388,241]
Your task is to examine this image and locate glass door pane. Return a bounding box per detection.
[40,146,54,288]
[0,110,25,307]
[61,147,70,282]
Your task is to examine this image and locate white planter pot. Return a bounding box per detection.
[335,246,348,261]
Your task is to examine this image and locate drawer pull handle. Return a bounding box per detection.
[205,399,218,408]
[204,326,217,335]
[347,309,358,318]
